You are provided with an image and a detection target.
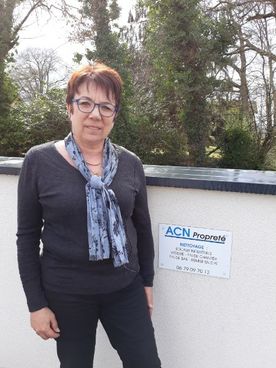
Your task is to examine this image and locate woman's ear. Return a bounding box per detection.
[66,104,72,118]
[114,105,120,121]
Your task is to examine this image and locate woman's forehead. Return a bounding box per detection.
[76,80,115,103]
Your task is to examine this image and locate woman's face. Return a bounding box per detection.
[68,81,116,148]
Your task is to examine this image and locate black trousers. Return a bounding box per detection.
[45,276,161,368]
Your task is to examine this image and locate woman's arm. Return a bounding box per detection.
[132,158,155,315]
[132,157,155,286]
[16,150,48,312]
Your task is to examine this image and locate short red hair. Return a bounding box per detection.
[66,63,123,110]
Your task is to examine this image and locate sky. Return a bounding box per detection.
[17,0,136,65]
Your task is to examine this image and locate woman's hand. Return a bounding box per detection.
[30,307,60,340]
[144,287,154,317]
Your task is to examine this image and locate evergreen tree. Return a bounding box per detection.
[143,0,234,165]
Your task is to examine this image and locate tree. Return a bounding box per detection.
[0,0,72,65]
[72,0,127,72]
[0,1,41,109]
[140,0,235,166]
[23,88,69,150]
[0,0,72,156]
[0,0,73,107]
[12,47,69,100]
[0,72,24,156]
[220,125,260,169]
[210,0,276,167]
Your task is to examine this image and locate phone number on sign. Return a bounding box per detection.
[176,265,210,275]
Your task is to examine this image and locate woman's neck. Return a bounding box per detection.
[74,137,104,158]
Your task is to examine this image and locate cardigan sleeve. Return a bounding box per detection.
[132,157,155,286]
[16,150,48,312]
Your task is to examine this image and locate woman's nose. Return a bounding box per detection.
[88,104,101,118]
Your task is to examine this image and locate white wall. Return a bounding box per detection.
[148,186,276,368]
[1,174,276,368]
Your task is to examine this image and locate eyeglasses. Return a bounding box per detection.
[72,97,117,117]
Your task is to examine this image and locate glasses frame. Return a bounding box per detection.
[71,97,118,117]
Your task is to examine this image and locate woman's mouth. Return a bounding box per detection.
[85,125,101,132]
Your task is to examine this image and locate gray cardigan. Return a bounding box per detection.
[17,141,155,312]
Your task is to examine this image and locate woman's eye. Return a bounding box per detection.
[101,104,113,112]
[79,101,91,107]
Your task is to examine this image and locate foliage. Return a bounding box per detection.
[0,88,68,156]
[0,66,18,110]
[211,0,276,166]
[140,0,236,166]
[0,1,72,156]
[111,107,188,165]
[73,0,131,77]
[0,70,22,156]
[0,107,27,156]
[22,88,69,151]
[220,127,259,169]
[263,141,276,170]
[219,124,260,170]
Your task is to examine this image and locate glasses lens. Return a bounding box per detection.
[99,104,116,117]
[78,99,94,113]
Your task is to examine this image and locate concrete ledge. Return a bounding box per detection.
[143,165,276,195]
[1,156,276,195]
[0,156,23,175]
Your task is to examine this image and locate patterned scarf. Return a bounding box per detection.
[64,132,128,267]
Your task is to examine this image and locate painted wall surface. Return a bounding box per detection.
[1,174,276,368]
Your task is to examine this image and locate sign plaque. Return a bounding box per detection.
[159,223,232,279]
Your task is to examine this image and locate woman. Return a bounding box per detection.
[17,63,161,368]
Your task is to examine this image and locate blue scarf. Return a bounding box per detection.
[64,133,129,267]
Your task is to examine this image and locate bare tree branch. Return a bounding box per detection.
[245,38,276,62]
[12,0,44,39]
[247,12,276,21]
